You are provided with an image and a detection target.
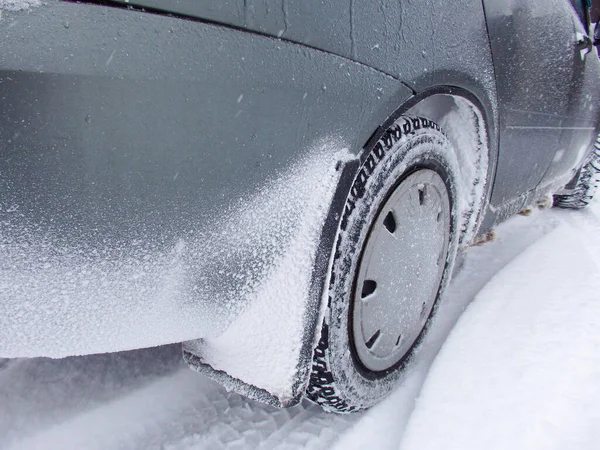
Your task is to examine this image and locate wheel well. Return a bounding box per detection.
[406,94,491,245]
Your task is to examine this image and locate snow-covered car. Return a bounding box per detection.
[1,0,599,412]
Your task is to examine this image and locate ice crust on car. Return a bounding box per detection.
[0,144,349,361]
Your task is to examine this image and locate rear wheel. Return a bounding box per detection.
[307,117,461,412]
[553,135,600,209]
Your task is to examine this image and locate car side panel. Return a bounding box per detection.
[128,0,599,224]
[1,0,410,250]
[0,1,412,357]
[483,0,600,207]
[107,0,496,96]
[108,0,497,126]
[540,5,600,187]
[107,0,500,232]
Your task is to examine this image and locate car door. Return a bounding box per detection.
[540,0,600,186]
[483,0,588,207]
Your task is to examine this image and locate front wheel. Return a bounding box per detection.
[307,117,461,412]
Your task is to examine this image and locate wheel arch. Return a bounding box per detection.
[307,116,472,411]
[358,86,498,244]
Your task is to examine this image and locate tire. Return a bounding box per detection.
[306,116,461,413]
[553,135,600,210]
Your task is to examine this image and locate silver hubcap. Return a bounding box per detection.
[352,169,450,372]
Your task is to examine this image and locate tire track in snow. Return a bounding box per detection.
[0,351,356,450]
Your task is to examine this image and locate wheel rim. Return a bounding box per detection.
[352,168,451,372]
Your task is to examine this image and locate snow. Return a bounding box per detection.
[0,0,39,11]
[2,195,599,449]
[399,221,600,450]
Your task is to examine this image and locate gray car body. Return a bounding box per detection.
[1,0,599,404]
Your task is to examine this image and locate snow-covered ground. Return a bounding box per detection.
[2,199,599,450]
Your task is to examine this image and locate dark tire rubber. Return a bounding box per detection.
[553,135,600,210]
[306,117,461,413]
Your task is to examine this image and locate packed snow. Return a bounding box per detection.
[0,0,39,12]
[399,224,600,450]
[1,195,599,449]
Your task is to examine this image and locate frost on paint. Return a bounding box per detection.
[0,144,349,360]
[0,0,40,11]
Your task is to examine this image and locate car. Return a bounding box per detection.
[1,0,599,413]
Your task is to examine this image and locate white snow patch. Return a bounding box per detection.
[400,222,600,450]
[553,149,565,162]
[0,0,39,11]
[0,235,201,358]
